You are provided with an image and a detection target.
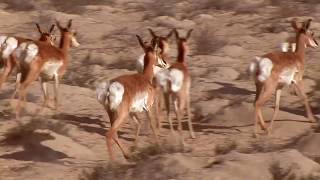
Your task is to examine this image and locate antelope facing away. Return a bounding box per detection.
[249,19,318,136]
[0,23,56,91]
[96,35,166,160]
[161,29,196,141]
[13,19,80,118]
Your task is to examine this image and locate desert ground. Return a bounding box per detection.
[1,0,320,179]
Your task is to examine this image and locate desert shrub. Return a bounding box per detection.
[214,140,237,155]
[1,119,69,145]
[269,161,296,180]
[2,0,35,11]
[48,0,115,14]
[79,163,132,180]
[193,24,227,55]
[138,0,177,20]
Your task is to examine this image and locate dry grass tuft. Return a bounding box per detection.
[269,161,296,180]
[193,24,227,55]
[1,119,69,145]
[214,140,237,155]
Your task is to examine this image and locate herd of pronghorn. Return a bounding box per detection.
[0,18,318,160]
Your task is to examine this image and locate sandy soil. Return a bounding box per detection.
[1,0,320,179]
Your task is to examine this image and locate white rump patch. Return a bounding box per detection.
[257,58,273,82]
[2,37,18,59]
[279,67,298,85]
[249,57,273,82]
[281,42,297,52]
[24,43,39,63]
[108,82,124,110]
[281,42,289,52]
[169,69,184,92]
[41,60,63,78]
[155,68,170,92]
[131,91,149,112]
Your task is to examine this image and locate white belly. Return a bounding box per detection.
[41,61,63,78]
[279,68,298,85]
[130,91,149,112]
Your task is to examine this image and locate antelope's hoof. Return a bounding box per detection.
[266,128,273,136]
[308,116,317,123]
[124,153,132,160]
[190,132,196,139]
[252,132,259,138]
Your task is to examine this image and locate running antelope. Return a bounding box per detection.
[96,35,166,160]
[0,24,56,91]
[162,29,196,141]
[249,18,318,136]
[13,19,80,118]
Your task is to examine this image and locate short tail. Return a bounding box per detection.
[96,81,110,105]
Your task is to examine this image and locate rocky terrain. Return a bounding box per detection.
[1,0,320,179]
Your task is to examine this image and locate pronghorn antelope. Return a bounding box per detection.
[161,29,196,141]
[96,35,166,160]
[135,28,174,128]
[13,19,80,118]
[0,23,56,91]
[135,28,172,73]
[249,18,318,136]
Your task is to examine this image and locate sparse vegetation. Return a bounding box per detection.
[2,0,35,11]
[193,24,227,55]
[131,142,186,162]
[269,161,296,180]
[79,163,132,180]
[214,140,237,155]
[1,119,69,145]
[2,0,115,14]
[138,0,177,20]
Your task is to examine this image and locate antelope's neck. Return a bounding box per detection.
[177,45,186,63]
[295,34,306,60]
[143,53,155,82]
[59,33,71,57]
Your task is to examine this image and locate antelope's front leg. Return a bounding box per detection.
[293,80,316,122]
[53,74,60,110]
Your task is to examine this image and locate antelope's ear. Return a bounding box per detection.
[55,19,63,30]
[174,28,179,39]
[49,24,55,33]
[186,29,193,40]
[67,19,73,29]
[166,29,174,39]
[147,28,156,38]
[304,19,312,30]
[35,23,42,34]
[291,18,300,32]
[136,35,146,51]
